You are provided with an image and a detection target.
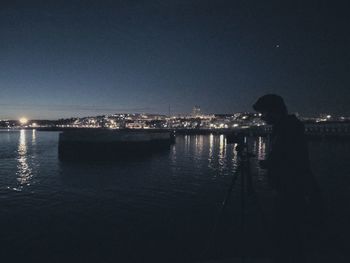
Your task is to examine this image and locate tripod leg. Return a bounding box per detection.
[240,158,246,263]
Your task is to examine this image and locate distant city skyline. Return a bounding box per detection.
[0,106,348,121]
[1,1,349,119]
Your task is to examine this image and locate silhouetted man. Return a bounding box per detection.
[253,94,312,263]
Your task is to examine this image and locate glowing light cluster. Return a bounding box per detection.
[19,118,28,125]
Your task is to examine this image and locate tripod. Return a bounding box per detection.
[205,137,255,262]
[204,136,269,263]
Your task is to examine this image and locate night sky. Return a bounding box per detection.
[1,0,349,119]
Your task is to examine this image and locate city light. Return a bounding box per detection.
[19,118,28,125]
[0,110,346,130]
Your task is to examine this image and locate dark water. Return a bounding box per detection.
[0,130,349,262]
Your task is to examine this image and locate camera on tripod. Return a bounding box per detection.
[226,133,245,145]
[226,133,256,160]
[226,133,247,154]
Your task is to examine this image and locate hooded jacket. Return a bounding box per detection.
[266,114,311,197]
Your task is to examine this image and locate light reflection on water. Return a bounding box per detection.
[250,136,269,181]
[14,130,33,191]
[4,132,268,193]
[173,135,242,179]
[218,134,227,171]
[194,135,204,157]
[257,136,267,161]
[208,134,215,170]
[32,129,37,145]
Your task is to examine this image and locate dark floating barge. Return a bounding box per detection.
[58,129,175,161]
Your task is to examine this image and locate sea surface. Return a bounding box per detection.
[0,130,349,262]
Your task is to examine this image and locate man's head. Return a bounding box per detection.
[253,94,288,125]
